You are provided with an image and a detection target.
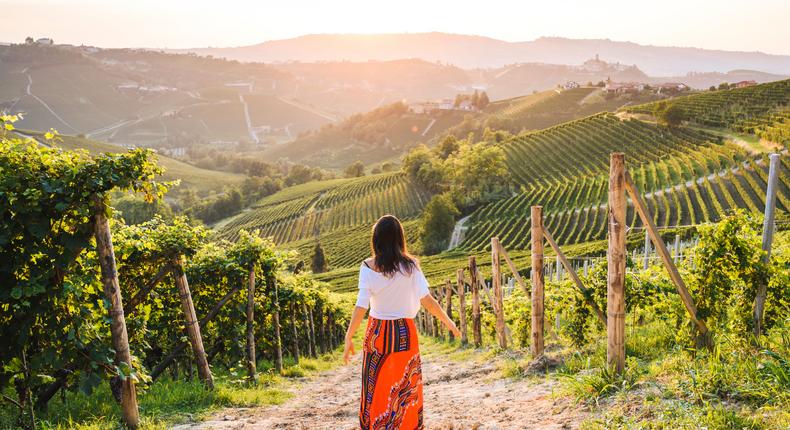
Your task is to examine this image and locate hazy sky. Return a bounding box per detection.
[2,0,788,54]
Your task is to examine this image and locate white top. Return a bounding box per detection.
[354,262,431,320]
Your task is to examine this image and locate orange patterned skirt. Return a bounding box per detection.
[359,317,424,430]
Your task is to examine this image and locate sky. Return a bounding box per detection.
[2,0,788,55]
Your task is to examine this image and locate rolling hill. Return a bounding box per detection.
[223,81,789,291]
[21,131,245,194]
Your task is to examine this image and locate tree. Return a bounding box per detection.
[435,135,460,159]
[344,161,365,178]
[654,102,684,128]
[477,91,490,109]
[419,194,460,255]
[25,36,34,44]
[402,144,447,192]
[381,162,396,172]
[718,82,731,91]
[311,242,328,273]
[709,85,717,91]
[447,142,511,208]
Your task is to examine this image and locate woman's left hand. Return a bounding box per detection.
[343,336,356,364]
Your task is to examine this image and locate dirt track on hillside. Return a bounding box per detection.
[175,347,588,430]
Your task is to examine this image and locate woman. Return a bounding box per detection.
[343,214,460,430]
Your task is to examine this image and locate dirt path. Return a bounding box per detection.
[176,350,587,429]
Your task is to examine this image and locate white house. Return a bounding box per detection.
[36,38,54,45]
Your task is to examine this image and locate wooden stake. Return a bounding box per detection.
[302,303,316,357]
[290,303,300,363]
[530,206,545,357]
[93,200,139,429]
[457,268,468,345]
[754,153,781,337]
[445,279,454,341]
[469,256,482,347]
[608,153,626,374]
[246,264,256,382]
[542,225,607,326]
[643,230,650,270]
[172,257,214,388]
[306,303,317,357]
[268,275,283,373]
[491,237,507,349]
[624,171,709,336]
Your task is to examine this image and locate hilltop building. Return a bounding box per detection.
[605,82,645,94]
[655,82,689,94]
[35,38,53,45]
[563,81,580,89]
[735,80,757,88]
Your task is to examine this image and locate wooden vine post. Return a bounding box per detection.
[305,303,317,357]
[436,288,445,340]
[445,279,454,341]
[291,303,300,363]
[491,237,507,349]
[268,275,284,373]
[457,268,468,345]
[92,197,140,429]
[468,256,482,347]
[623,170,710,344]
[530,206,545,357]
[246,264,256,381]
[754,153,780,337]
[607,153,626,374]
[172,256,214,388]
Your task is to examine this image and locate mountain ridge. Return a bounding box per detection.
[169,32,790,76]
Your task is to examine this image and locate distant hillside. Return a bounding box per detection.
[441,86,665,139]
[0,44,332,146]
[261,102,466,169]
[21,131,244,194]
[177,33,790,76]
[625,79,790,145]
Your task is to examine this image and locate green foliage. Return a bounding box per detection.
[0,119,168,412]
[419,194,459,255]
[654,102,684,127]
[691,211,778,341]
[446,141,511,208]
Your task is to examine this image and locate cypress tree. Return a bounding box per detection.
[311,241,328,273]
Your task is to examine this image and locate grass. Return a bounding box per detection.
[0,352,345,430]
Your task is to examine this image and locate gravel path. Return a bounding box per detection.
[175,349,586,429]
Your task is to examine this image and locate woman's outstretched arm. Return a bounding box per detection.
[343,306,367,364]
[421,294,461,338]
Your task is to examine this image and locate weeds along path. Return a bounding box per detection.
[178,344,587,430]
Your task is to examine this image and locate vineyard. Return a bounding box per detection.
[625,79,790,135]
[460,153,790,251]
[0,125,352,429]
[217,172,430,247]
[502,112,732,186]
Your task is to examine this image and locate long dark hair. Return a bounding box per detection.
[370,215,416,277]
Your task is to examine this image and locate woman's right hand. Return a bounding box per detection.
[446,321,461,338]
[343,335,356,364]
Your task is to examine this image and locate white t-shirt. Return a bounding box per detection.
[354,262,431,320]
